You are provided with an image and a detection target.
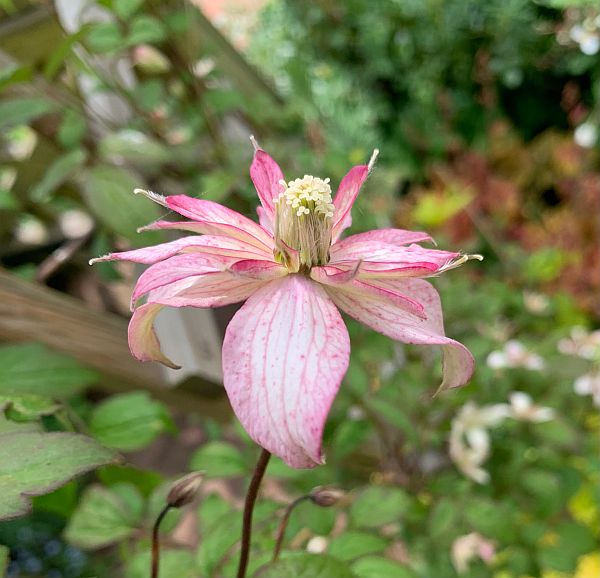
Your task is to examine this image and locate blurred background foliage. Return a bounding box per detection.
[0,0,598,577]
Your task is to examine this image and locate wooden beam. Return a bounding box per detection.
[0,268,230,418]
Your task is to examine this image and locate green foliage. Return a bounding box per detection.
[256,553,356,578]
[89,391,174,451]
[0,433,116,520]
[190,441,248,477]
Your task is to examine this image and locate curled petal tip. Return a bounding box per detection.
[134,188,168,207]
[88,255,108,265]
[368,149,380,172]
[249,134,261,151]
[439,253,484,274]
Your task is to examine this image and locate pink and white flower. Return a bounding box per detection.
[91,141,479,468]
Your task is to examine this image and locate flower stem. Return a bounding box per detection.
[272,495,310,562]
[151,504,171,578]
[236,448,271,578]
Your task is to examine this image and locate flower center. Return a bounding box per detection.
[274,175,335,271]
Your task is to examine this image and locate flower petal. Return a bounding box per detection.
[256,206,273,234]
[90,235,271,265]
[229,259,288,280]
[333,228,434,251]
[222,275,350,468]
[131,253,245,306]
[250,149,285,225]
[128,303,180,368]
[331,165,369,242]
[158,195,274,250]
[326,278,474,391]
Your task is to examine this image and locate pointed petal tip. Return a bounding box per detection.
[89,255,109,265]
[134,188,168,207]
[368,148,380,172]
[249,134,261,151]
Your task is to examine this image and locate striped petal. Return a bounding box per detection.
[326,278,474,391]
[333,228,434,251]
[331,165,369,242]
[222,275,350,468]
[250,149,285,226]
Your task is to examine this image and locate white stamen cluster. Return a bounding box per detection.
[274,174,335,270]
[277,175,335,218]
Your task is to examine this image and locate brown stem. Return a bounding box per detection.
[151,504,171,578]
[236,448,271,578]
[272,495,310,562]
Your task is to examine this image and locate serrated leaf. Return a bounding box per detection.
[78,165,162,246]
[190,441,247,477]
[126,549,197,578]
[350,486,411,529]
[126,15,167,45]
[351,556,416,578]
[0,433,116,521]
[0,343,98,397]
[197,509,242,576]
[64,484,142,549]
[89,392,173,451]
[255,553,356,578]
[328,531,388,561]
[0,98,56,129]
[30,148,87,202]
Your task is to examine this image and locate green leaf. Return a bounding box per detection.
[255,553,356,578]
[0,545,8,576]
[114,0,144,20]
[58,110,88,149]
[537,521,597,572]
[126,549,197,578]
[0,98,56,129]
[78,165,162,247]
[0,432,116,521]
[197,509,243,576]
[86,22,124,53]
[190,441,247,477]
[30,148,88,202]
[428,498,459,540]
[0,394,61,421]
[126,15,167,45]
[44,28,87,80]
[64,484,142,549]
[0,64,33,90]
[89,392,173,451]
[328,532,388,561]
[351,556,416,578]
[350,486,411,529]
[0,343,98,397]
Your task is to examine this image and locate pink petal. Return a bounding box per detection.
[128,303,180,369]
[222,275,350,468]
[90,235,271,265]
[333,228,434,251]
[148,271,266,308]
[131,253,240,306]
[326,278,474,391]
[162,195,274,250]
[331,165,369,242]
[331,240,458,266]
[250,149,285,225]
[256,206,274,234]
[229,259,288,280]
[311,268,426,319]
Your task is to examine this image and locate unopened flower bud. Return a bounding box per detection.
[309,486,345,508]
[166,472,204,508]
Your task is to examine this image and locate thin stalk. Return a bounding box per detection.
[272,495,310,562]
[236,448,271,578]
[151,504,172,578]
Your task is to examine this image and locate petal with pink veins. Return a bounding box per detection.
[333,228,434,250]
[326,278,474,391]
[163,195,274,250]
[229,259,288,280]
[131,253,243,306]
[256,206,274,234]
[250,149,285,225]
[128,303,180,369]
[331,165,369,242]
[90,235,272,265]
[222,275,350,468]
[147,271,266,308]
